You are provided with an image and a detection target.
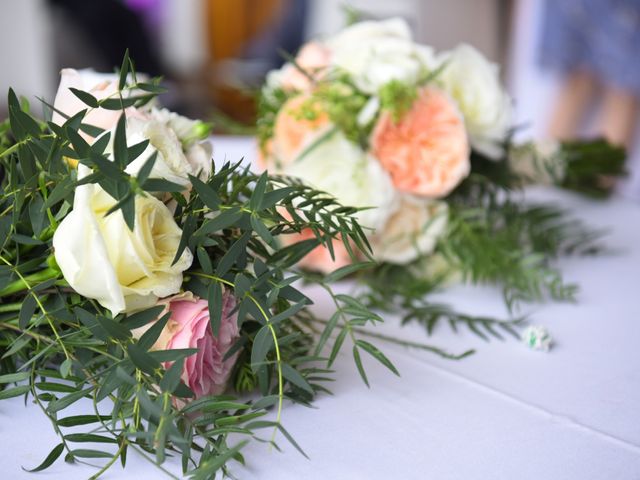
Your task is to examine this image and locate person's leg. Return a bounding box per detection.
[547,69,599,140]
[598,86,640,149]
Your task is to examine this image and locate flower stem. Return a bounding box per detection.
[0,266,60,297]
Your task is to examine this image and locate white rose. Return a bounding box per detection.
[103,115,212,189]
[185,141,214,180]
[284,130,396,230]
[509,140,566,185]
[326,18,436,94]
[148,107,210,147]
[369,196,448,264]
[53,166,193,316]
[52,69,124,134]
[122,116,195,188]
[437,44,512,159]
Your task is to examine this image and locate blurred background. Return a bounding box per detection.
[1,0,639,199]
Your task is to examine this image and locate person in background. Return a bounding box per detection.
[539,0,640,150]
[48,0,164,76]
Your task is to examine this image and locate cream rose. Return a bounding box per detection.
[284,130,396,230]
[370,196,448,264]
[326,18,436,94]
[437,44,512,159]
[53,166,193,316]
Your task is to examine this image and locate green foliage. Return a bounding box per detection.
[559,139,626,197]
[378,79,418,123]
[0,56,396,478]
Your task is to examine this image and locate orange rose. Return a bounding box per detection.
[268,94,331,169]
[371,87,470,198]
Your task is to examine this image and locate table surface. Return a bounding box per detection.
[1,136,639,480]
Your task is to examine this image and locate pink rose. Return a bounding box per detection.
[281,41,332,92]
[52,69,138,138]
[133,290,240,399]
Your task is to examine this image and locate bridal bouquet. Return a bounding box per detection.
[0,55,399,478]
[258,18,625,336]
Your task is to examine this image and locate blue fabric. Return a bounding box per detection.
[539,0,640,96]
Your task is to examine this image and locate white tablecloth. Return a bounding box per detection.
[1,136,639,479]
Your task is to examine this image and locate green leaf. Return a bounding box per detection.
[47,388,92,413]
[136,151,157,185]
[355,340,400,376]
[325,261,375,283]
[96,368,121,402]
[106,191,135,231]
[118,49,131,91]
[250,215,275,246]
[19,295,38,329]
[0,372,30,383]
[149,348,197,363]
[249,172,268,210]
[0,385,30,400]
[172,214,196,266]
[187,440,248,480]
[59,358,73,379]
[281,363,313,394]
[277,423,308,459]
[259,186,294,210]
[112,114,128,168]
[123,305,164,330]
[138,312,171,351]
[328,328,348,367]
[352,346,369,388]
[197,246,213,274]
[127,139,150,162]
[189,174,220,210]
[75,308,109,342]
[100,96,153,110]
[35,382,78,393]
[23,443,64,472]
[159,358,184,393]
[57,415,112,427]
[217,231,250,276]
[66,127,91,158]
[314,311,340,356]
[208,282,223,337]
[95,315,131,341]
[141,178,185,193]
[250,325,274,372]
[64,434,117,444]
[80,122,106,138]
[197,209,243,236]
[127,343,161,375]
[68,87,99,108]
[69,449,114,459]
[269,299,308,326]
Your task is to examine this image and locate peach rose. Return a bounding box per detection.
[281,41,332,92]
[371,87,470,198]
[268,94,331,168]
[133,291,240,399]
